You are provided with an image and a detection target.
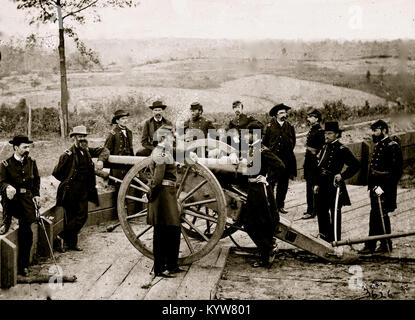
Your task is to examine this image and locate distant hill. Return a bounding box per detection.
[82,38,415,66]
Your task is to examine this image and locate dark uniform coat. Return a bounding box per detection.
[240,140,285,263]
[226,114,263,158]
[52,145,110,206]
[227,113,261,132]
[315,139,360,241]
[0,155,40,271]
[146,145,181,275]
[183,116,215,139]
[0,156,40,224]
[141,117,173,152]
[364,136,403,250]
[303,123,325,215]
[368,136,403,212]
[303,123,325,180]
[263,118,297,177]
[104,125,134,181]
[147,146,180,227]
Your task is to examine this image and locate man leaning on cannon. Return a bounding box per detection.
[359,120,403,254]
[0,135,41,276]
[239,122,286,268]
[52,125,109,252]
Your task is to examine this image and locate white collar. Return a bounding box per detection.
[154,116,163,122]
[14,153,24,162]
[277,120,285,126]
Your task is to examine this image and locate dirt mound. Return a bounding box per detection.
[1,74,386,115]
[219,74,386,109]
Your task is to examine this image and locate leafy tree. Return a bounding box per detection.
[12,0,139,137]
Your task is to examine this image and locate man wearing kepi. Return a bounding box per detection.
[359,120,403,254]
[0,135,41,276]
[302,108,325,220]
[104,109,134,182]
[314,122,360,243]
[146,125,184,278]
[53,125,109,251]
[239,122,285,268]
[226,100,263,156]
[263,103,297,214]
[136,101,173,156]
[183,102,215,140]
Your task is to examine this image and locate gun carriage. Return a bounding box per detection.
[97,138,359,265]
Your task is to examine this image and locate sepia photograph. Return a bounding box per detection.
[0,0,414,306]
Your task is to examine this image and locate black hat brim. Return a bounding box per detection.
[9,139,33,145]
[269,104,291,117]
[149,105,167,110]
[112,113,130,124]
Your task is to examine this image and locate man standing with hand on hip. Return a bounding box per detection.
[0,135,41,276]
[53,125,109,252]
[359,120,403,254]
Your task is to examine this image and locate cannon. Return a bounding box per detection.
[97,139,359,265]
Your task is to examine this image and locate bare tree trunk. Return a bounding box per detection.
[57,1,69,138]
[27,103,32,140]
[58,102,65,139]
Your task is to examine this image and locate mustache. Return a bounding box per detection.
[23,151,29,156]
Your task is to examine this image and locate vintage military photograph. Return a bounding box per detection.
[0,0,414,303]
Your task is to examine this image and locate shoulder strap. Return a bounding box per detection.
[65,149,72,156]
[1,159,8,167]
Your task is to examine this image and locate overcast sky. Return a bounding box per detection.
[1,0,414,41]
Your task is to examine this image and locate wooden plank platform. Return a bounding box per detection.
[1,181,414,299]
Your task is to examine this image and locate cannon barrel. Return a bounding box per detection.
[105,155,250,175]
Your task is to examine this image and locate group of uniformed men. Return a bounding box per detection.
[0,99,403,277]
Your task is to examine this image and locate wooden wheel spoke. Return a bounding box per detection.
[184,209,218,224]
[126,195,148,203]
[183,198,217,208]
[182,217,209,242]
[177,166,191,197]
[126,209,148,221]
[133,176,150,192]
[136,225,152,239]
[128,183,148,193]
[181,179,208,202]
[180,226,195,253]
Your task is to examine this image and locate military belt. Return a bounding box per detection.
[19,188,27,194]
[161,180,176,187]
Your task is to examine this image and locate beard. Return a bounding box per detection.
[372,133,384,143]
[79,140,88,150]
[279,116,287,122]
[23,151,29,157]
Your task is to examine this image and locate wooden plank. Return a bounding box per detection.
[110,256,156,300]
[80,253,142,299]
[176,246,230,300]
[84,208,117,228]
[88,191,116,212]
[49,233,134,300]
[1,237,17,288]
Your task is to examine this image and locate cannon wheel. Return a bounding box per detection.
[117,157,227,265]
